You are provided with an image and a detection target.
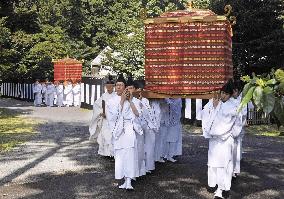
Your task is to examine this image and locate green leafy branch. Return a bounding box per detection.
[239,69,284,128]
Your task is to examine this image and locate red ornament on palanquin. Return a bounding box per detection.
[53,57,82,82]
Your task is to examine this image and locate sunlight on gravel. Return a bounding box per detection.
[0,108,40,152]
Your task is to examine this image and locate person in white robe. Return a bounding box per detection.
[53,81,58,105]
[41,82,47,105]
[202,80,238,199]
[136,82,160,172]
[89,76,116,157]
[108,74,140,190]
[126,77,146,177]
[151,100,162,163]
[32,79,42,106]
[56,81,64,107]
[72,81,81,107]
[155,99,168,163]
[64,80,73,107]
[231,80,247,178]
[163,98,182,162]
[46,81,55,107]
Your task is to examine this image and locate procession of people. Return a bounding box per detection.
[2,0,281,197]
[32,79,81,107]
[202,79,247,199]
[32,73,247,198]
[89,74,183,190]
[88,74,247,199]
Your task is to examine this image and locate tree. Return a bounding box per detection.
[103,30,145,78]
[101,0,210,77]
[210,0,284,77]
[0,17,15,82]
[2,0,282,82]
[0,0,92,81]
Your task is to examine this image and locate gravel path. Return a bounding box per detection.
[0,98,283,199]
[0,98,93,185]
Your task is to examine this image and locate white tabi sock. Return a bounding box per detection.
[126,177,134,190]
[214,188,223,198]
[118,178,127,189]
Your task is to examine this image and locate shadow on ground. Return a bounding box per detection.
[0,120,284,198]
[0,97,33,108]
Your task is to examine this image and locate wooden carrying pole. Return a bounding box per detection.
[133,90,215,99]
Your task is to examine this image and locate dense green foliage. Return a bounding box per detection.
[0,0,283,81]
[0,0,147,81]
[210,0,284,78]
[239,69,284,127]
[102,0,192,78]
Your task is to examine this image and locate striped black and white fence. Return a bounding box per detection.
[184,98,209,123]
[0,80,269,125]
[0,77,104,106]
[80,77,104,109]
[0,82,34,101]
[1,81,212,121]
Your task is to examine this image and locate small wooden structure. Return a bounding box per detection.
[143,4,234,98]
[53,57,82,82]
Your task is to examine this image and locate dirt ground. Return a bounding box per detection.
[0,98,283,199]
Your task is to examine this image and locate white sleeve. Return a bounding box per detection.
[201,100,213,138]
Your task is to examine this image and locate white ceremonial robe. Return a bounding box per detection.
[109,94,140,180]
[156,100,169,159]
[72,84,81,107]
[64,84,73,106]
[41,84,47,104]
[202,98,238,191]
[140,98,160,172]
[56,84,64,107]
[33,83,42,106]
[53,89,57,105]
[132,97,146,177]
[162,98,183,158]
[89,91,116,156]
[150,100,163,162]
[46,84,55,107]
[232,94,247,174]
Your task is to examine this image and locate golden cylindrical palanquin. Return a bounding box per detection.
[53,58,82,82]
[144,8,233,96]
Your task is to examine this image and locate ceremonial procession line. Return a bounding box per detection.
[0,96,283,198]
[88,75,247,199]
[0,77,268,199]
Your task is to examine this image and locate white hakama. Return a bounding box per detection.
[72,84,81,107]
[115,146,138,179]
[33,83,42,106]
[41,84,47,104]
[163,98,182,159]
[232,94,247,175]
[140,98,160,172]
[64,84,73,106]
[202,98,238,193]
[132,97,146,177]
[56,84,64,107]
[108,94,140,180]
[89,91,115,157]
[46,84,55,107]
